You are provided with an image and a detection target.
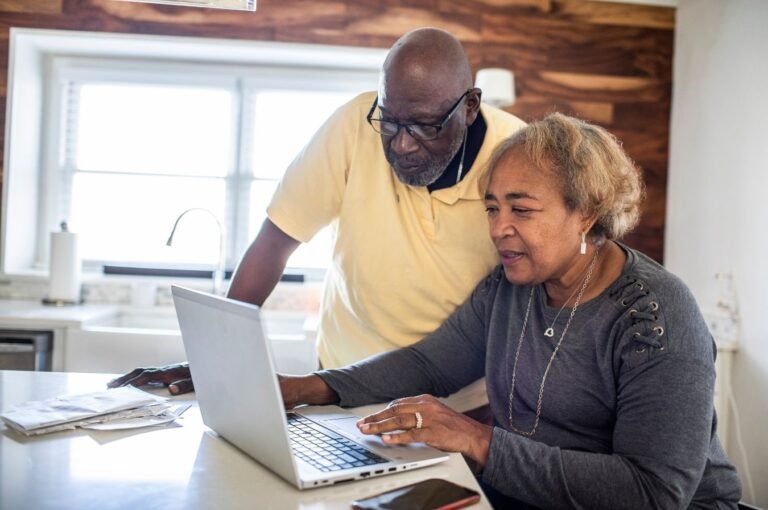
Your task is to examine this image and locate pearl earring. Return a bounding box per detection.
[580,233,587,255]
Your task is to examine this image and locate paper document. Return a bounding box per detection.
[83,402,191,431]
[0,386,187,436]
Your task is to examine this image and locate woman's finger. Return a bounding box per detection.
[381,428,428,445]
[359,413,419,435]
[358,401,424,428]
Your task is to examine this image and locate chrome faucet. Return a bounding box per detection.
[166,208,226,295]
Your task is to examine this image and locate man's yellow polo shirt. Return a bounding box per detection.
[268,92,526,369]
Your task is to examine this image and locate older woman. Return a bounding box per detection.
[280,113,741,509]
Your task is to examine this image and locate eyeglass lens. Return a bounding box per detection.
[368,89,471,141]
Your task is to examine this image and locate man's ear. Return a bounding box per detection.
[465,87,482,126]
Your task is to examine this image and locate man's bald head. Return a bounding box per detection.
[374,28,481,187]
[381,28,473,101]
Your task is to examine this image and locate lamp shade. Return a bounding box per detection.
[475,68,516,108]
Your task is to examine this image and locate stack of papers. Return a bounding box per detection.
[0,386,190,436]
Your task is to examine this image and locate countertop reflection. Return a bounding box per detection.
[0,371,489,509]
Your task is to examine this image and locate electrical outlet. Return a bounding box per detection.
[704,307,739,346]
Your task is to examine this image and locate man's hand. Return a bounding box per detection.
[356,394,493,466]
[107,362,193,395]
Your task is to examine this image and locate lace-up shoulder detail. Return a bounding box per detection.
[609,274,668,369]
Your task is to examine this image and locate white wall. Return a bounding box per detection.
[666,0,768,505]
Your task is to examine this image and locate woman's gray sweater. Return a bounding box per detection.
[317,246,741,509]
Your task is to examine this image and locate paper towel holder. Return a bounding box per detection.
[42,221,84,306]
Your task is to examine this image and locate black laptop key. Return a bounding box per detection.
[286,413,388,472]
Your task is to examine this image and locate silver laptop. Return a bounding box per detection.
[171,285,449,490]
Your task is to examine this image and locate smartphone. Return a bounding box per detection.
[351,478,481,510]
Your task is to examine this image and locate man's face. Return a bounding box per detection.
[375,88,470,187]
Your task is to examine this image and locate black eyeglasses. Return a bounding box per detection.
[366,89,473,141]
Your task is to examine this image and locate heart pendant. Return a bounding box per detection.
[544,327,554,338]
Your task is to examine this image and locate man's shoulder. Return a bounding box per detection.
[345,91,377,112]
[474,105,526,162]
[311,91,378,141]
[480,103,527,131]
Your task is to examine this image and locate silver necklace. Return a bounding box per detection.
[543,259,594,337]
[507,247,600,437]
[455,129,469,184]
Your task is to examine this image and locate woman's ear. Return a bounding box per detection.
[581,213,599,237]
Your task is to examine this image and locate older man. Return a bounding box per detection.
[110,28,525,412]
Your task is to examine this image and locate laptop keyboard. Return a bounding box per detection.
[287,413,388,472]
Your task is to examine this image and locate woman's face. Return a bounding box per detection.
[484,147,586,286]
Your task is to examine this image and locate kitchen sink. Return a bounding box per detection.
[68,307,318,375]
[87,307,180,332]
[84,307,312,336]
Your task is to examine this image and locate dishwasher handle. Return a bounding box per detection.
[0,343,35,353]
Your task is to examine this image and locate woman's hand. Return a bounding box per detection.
[356,394,494,466]
[279,374,339,410]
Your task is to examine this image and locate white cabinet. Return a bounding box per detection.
[64,328,186,374]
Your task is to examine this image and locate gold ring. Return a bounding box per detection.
[414,411,423,430]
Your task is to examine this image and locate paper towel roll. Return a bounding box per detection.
[47,224,81,303]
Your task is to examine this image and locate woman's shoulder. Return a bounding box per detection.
[608,244,713,369]
[620,246,698,310]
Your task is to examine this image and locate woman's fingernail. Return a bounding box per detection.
[360,423,370,432]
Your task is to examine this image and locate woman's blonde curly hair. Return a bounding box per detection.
[481,113,645,241]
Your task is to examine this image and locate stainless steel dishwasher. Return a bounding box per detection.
[0,329,53,371]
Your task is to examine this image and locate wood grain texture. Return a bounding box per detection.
[552,0,675,30]
[0,0,62,15]
[0,0,674,262]
[504,97,615,125]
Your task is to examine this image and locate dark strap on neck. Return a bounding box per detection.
[428,111,487,193]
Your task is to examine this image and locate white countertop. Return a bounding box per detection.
[0,371,491,510]
[0,299,117,329]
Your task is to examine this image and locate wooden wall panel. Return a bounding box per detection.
[0,0,63,15]
[551,1,675,30]
[0,0,674,262]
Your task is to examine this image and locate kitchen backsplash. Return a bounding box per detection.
[0,279,49,301]
[0,278,322,313]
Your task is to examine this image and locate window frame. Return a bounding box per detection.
[46,57,243,272]
[1,28,386,283]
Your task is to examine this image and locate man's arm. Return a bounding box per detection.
[108,218,301,394]
[227,218,301,305]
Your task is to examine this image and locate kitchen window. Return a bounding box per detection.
[58,63,354,272]
[1,29,385,281]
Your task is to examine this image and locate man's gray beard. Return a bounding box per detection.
[390,132,465,187]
